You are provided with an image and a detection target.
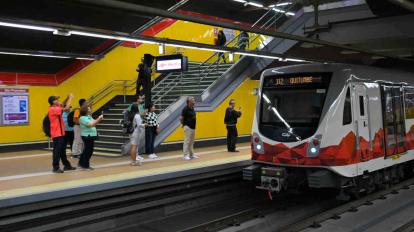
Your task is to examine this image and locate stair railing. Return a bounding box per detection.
[144,1,301,114]
[199,3,300,97]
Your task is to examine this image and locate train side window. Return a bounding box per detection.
[359,96,365,116]
[343,88,352,125]
[405,88,414,119]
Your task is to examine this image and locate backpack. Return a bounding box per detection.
[120,108,135,135]
[42,115,51,137]
[67,109,76,127]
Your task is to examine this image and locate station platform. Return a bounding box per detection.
[0,143,251,208]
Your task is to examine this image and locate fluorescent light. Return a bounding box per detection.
[70,30,157,44]
[0,21,56,32]
[263,94,271,104]
[158,44,165,55]
[268,4,275,7]
[0,51,69,59]
[232,0,247,2]
[229,53,234,62]
[166,43,227,53]
[284,58,310,62]
[276,2,292,6]
[272,7,295,16]
[248,2,264,7]
[235,51,282,60]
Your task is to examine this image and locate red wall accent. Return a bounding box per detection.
[0,11,252,86]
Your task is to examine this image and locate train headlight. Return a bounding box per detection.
[307,135,322,157]
[252,133,264,154]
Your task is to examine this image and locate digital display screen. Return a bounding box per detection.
[155,54,188,73]
[156,59,182,71]
[263,73,330,88]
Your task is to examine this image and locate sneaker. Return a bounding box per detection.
[183,154,191,160]
[85,167,94,171]
[130,161,138,166]
[77,165,87,171]
[64,166,76,171]
[149,154,158,159]
[190,154,199,159]
[71,155,80,159]
[52,169,64,173]
[136,155,144,161]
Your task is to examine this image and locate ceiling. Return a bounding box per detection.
[0,0,297,74]
[0,0,413,75]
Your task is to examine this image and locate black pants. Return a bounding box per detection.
[226,125,238,152]
[79,136,96,168]
[52,136,72,170]
[65,131,74,151]
[145,127,157,154]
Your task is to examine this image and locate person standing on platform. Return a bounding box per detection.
[145,103,160,159]
[78,106,103,170]
[224,99,242,152]
[72,99,86,159]
[129,104,145,166]
[48,94,76,173]
[126,95,147,157]
[180,97,198,160]
[62,106,74,153]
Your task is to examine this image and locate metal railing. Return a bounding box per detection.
[151,1,301,115]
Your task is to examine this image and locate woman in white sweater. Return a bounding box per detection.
[130,104,145,166]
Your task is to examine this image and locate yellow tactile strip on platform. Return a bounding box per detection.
[0,154,249,200]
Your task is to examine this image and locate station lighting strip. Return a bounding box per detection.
[0,19,310,63]
[232,0,295,16]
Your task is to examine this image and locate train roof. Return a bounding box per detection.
[261,63,414,86]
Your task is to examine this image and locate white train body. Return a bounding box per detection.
[245,64,414,195]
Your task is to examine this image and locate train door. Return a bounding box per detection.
[353,84,371,161]
[381,85,406,157]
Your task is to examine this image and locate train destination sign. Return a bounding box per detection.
[264,73,330,87]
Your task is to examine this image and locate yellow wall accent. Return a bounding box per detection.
[164,79,259,142]
[0,19,264,145]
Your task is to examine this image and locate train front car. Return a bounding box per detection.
[243,64,414,199]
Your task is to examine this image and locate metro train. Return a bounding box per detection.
[244,63,414,198]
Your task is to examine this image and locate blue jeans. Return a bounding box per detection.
[145,127,157,154]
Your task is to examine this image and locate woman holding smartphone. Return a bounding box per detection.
[78,106,103,170]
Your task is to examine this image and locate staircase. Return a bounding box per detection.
[93,62,232,155]
[92,3,304,156]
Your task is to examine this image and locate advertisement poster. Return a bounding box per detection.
[0,88,29,125]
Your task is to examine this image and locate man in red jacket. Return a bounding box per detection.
[48,94,76,173]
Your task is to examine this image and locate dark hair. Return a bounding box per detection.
[79,98,86,107]
[146,103,154,110]
[130,104,139,115]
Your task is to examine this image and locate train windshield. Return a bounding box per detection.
[259,73,331,142]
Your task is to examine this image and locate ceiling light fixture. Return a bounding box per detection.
[248,1,264,7]
[0,51,96,60]
[235,51,282,60]
[272,7,295,16]
[0,21,56,32]
[276,2,293,6]
[232,0,247,3]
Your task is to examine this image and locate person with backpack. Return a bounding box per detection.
[71,99,87,159]
[129,104,145,166]
[47,94,76,173]
[237,31,249,50]
[62,106,74,153]
[145,103,160,159]
[78,106,103,170]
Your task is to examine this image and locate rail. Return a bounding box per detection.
[151,1,301,115]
